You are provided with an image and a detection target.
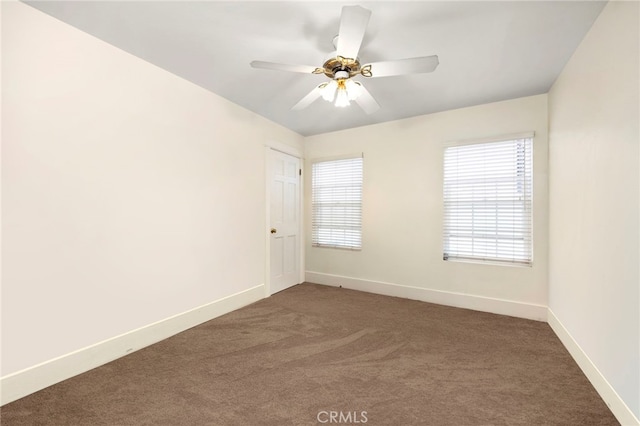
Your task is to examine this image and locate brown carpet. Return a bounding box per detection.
[1,283,618,425]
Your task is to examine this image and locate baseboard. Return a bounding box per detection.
[548,309,640,426]
[305,271,547,321]
[0,284,265,406]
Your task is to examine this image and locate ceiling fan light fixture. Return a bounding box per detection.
[324,77,362,108]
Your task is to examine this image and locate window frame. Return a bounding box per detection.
[310,154,364,251]
[442,133,534,267]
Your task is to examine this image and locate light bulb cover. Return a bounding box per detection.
[322,80,338,102]
[345,80,364,100]
[335,84,350,107]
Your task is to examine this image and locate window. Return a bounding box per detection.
[311,156,363,250]
[443,135,533,265]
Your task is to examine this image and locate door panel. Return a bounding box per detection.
[269,150,300,294]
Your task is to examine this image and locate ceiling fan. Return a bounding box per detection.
[250,5,439,114]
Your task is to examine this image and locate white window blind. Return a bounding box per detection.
[443,137,533,265]
[312,156,363,250]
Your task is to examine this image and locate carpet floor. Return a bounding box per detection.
[1,283,618,425]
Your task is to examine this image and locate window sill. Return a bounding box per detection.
[312,245,362,251]
[443,257,532,268]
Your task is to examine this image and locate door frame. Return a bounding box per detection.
[264,141,305,297]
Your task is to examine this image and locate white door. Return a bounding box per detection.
[269,149,301,294]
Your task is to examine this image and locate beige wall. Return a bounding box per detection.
[305,95,549,317]
[1,2,302,376]
[548,0,639,419]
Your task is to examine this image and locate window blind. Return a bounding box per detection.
[443,137,533,265]
[312,156,363,250]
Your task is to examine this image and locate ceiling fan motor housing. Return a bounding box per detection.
[322,55,361,79]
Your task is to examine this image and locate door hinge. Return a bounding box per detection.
[299,169,302,176]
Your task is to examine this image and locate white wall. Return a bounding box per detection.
[1,2,302,377]
[305,95,549,320]
[548,0,639,421]
[4,0,638,420]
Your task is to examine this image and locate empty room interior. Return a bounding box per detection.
[1,1,639,425]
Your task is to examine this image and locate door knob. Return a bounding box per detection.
[270,228,277,234]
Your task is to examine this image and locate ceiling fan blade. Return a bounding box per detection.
[336,5,371,60]
[291,84,326,111]
[354,83,379,115]
[363,55,439,78]
[250,61,322,74]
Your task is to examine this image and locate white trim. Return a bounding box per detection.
[310,152,364,164]
[547,309,640,426]
[298,167,306,285]
[263,140,302,158]
[0,284,265,406]
[444,131,535,147]
[305,271,547,321]
[264,146,273,297]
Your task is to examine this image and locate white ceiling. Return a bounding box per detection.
[26,1,606,136]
